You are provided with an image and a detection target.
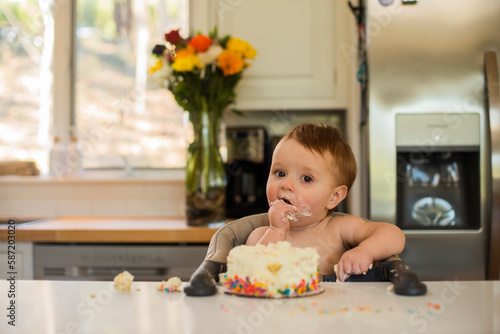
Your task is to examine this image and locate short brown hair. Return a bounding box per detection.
[281,122,357,191]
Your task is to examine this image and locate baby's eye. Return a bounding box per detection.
[274,170,285,177]
[301,175,313,183]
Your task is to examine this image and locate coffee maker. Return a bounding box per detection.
[225,127,272,218]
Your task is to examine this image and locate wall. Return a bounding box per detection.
[0,171,185,217]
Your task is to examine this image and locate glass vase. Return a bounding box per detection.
[185,108,227,226]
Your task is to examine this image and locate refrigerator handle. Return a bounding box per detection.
[484,51,500,280]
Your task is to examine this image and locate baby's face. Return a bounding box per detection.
[266,138,342,227]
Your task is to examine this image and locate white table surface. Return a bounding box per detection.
[1,280,499,334]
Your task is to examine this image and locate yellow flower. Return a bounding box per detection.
[217,50,245,76]
[149,59,163,74]
[226,37,257,59]
[172,48,202,72]
[148,57,172,88]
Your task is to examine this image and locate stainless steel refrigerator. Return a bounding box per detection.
[364,0,500,280]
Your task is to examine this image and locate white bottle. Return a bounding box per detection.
[49,136,67,177]
[66,135,83,177]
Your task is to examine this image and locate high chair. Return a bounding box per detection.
[184,212,427,297]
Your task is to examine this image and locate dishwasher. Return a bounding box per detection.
[33,243,208,282]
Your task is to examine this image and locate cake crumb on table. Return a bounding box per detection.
[114,271,134,291]
[157,276,183,292]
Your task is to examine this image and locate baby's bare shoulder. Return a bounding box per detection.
[324,213,363,226]
[323,214,370,237]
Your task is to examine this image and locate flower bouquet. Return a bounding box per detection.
[150,27,256,226]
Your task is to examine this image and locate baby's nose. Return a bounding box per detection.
[280,177,294,191]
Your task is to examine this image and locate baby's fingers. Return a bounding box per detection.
[335,262,351,282]
[351,261,373,275]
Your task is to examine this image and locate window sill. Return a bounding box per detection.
[0,169,185,184]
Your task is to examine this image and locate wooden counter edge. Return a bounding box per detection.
[0,228,217,243]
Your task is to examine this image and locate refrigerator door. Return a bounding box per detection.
[368,0,500,224]
[367,0,500,280]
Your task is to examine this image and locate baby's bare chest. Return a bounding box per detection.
[286,228,345,272]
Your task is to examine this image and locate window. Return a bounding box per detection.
[76,0,189,169]
[0,0,53,171]
[0,0,189,173]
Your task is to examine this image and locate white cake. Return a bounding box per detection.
[220,241,320,297]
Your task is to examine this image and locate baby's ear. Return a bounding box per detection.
[327,185,348,210]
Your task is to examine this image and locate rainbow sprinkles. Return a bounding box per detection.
[220,241,322,298]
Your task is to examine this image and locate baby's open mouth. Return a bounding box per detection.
[280,198,292,205]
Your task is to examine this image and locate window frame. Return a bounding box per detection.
[53,0,75,145]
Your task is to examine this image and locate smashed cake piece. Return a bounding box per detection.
[114,271,134,291]
[157,276,183,292]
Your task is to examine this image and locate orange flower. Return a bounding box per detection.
[217,50,244,76]
[188,35,213,52]
[173,46,195,59]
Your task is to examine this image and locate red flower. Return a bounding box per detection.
[165,29,181,45]
[188,34,213,52]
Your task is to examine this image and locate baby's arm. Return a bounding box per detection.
[336,217,405,281]
[246,226,285,246]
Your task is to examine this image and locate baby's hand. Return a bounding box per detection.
[268,200,297,230]
[336,246,374,282]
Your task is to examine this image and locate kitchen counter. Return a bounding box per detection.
[1,280,498,333]
[0,217,220,243]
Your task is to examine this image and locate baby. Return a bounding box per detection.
[245,123,405,281]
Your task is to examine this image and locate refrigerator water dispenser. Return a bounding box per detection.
[396,113,480,230]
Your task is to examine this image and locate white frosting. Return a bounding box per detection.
[221,241,320,296]
[270,199,313,224]
[284,210,298,222]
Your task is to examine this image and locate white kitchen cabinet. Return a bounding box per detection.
[191,0,350,110]
[0,242,34,280]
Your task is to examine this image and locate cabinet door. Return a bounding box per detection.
[191,0,343,110]
[0,242,33,280]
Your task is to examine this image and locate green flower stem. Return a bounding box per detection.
[185,97,226,196]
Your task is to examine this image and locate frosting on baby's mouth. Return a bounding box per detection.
[270,198,312,223]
